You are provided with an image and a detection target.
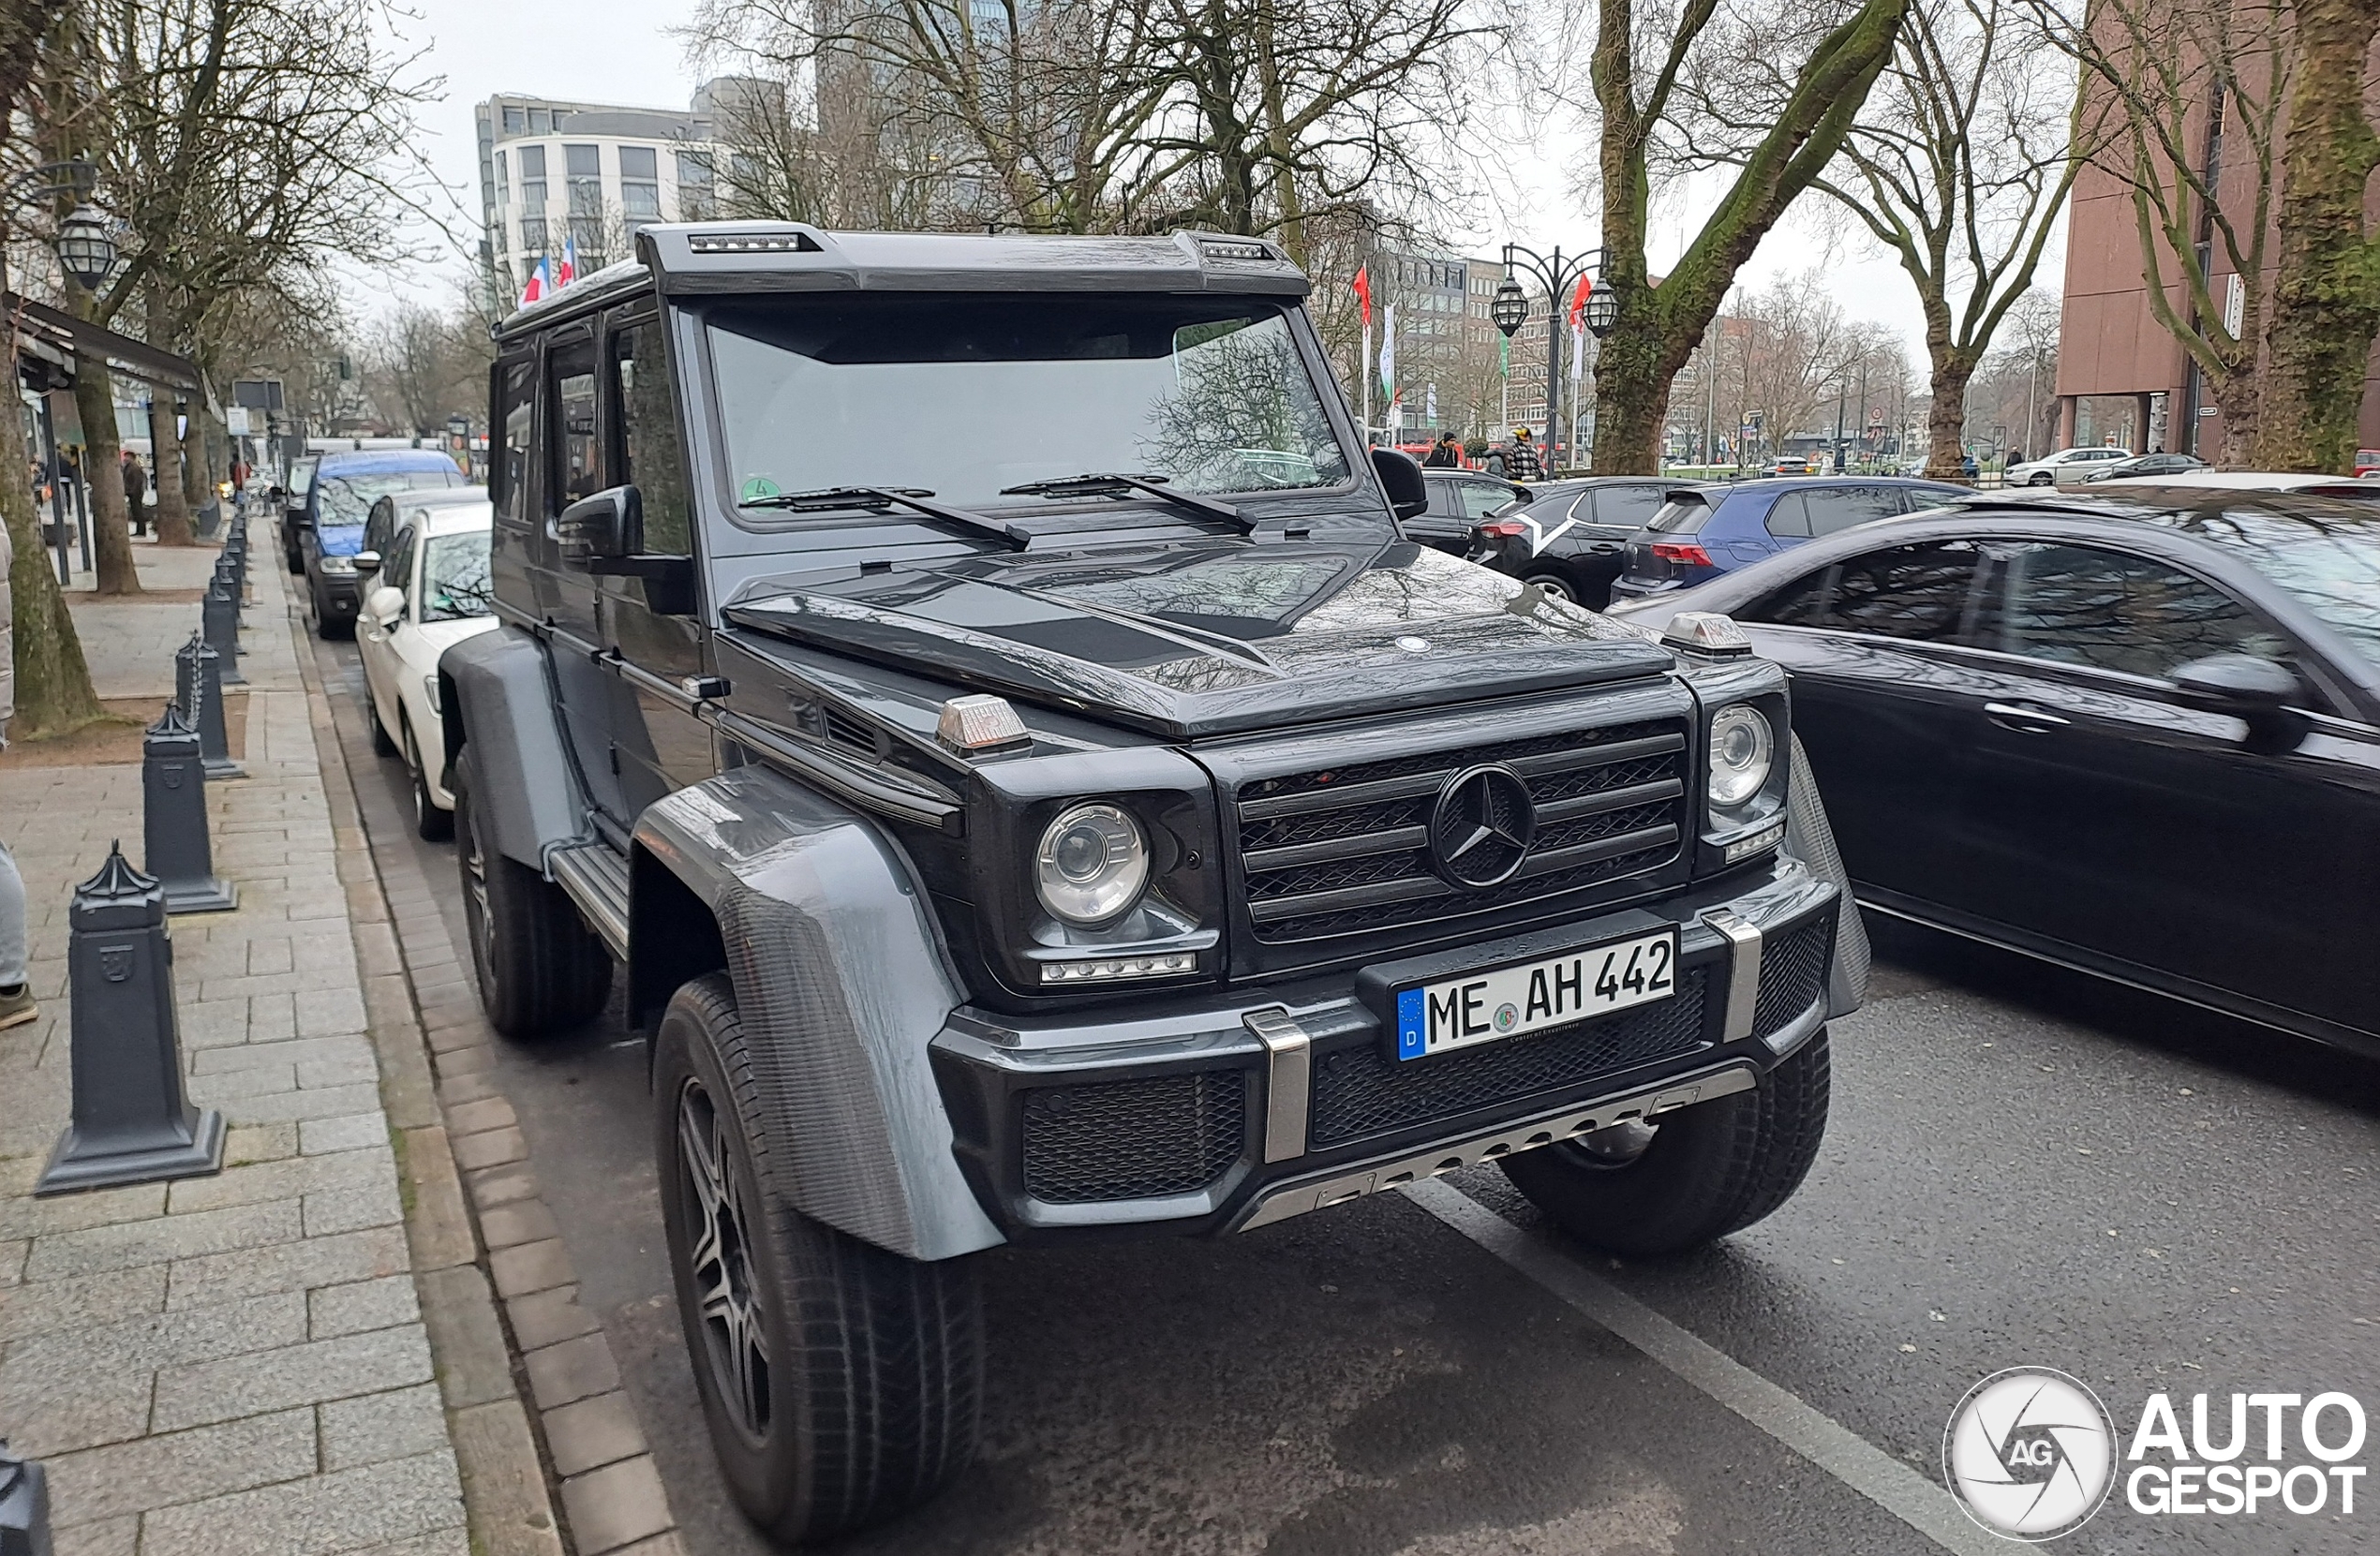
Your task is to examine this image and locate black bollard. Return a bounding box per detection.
[34,843,226,1194]
[213,556,243,620]
[142,704,236,915]
[0,1440,52,1556]
[174,633,242,780]
[201,575,245,685]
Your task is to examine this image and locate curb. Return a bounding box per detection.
[289,600,571,1556]
[292,608,687,1555]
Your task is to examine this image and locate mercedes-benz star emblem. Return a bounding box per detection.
[1428,765,1537,889]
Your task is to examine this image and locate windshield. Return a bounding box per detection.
[706,293,1351,511]
[317,468,461,528]
[421,533,493,622]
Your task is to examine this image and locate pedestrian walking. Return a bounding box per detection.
[0,519,33,1032]
[121,450,148,537]
[1505,427,1544,482]
[1422,433,1462,468]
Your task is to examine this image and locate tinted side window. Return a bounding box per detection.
[1751,542,1983,643]
[1805,486,1905,536]
[1423,478,1459,517]
[1457,481,1511,518]
[548,338,602,512]
[1593,485,1666,527]
[612,321,691,556]
[1989,544,2282,678]
[496,357,534,528]
[383,526,418,608]
[1765,493,1811,538]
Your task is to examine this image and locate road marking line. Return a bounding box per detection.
[1402,1178,2007,1556]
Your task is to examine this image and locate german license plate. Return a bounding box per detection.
[1392,928,1679,1061]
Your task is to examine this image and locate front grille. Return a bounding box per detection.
[1308,968,1710,1148]
[1236,720,1689,943]
[1019,1071,1246,1203]
[1753,913,1835,1039]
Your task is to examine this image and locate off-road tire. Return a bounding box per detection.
[452,749,610,1037]
[1501,1031,1831,1257]
[654,974,983,1543]
[404,721,452,841]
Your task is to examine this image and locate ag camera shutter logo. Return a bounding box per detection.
[1943,1368,2118,1540]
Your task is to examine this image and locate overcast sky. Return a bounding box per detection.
[373,1,2055,377]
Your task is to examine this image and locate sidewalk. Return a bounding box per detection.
[0,530,497,1554]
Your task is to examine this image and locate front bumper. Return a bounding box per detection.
[313,570,362,617]
[930,854,1837,1242]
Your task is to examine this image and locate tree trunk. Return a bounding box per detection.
[2251,0,2380,473]
[70,359,142,594]
[148,396,198,545]
[1926,355,1978,480]
[2212,363,2260,468]
[1588,315,1680,474]
[1,371,106,738]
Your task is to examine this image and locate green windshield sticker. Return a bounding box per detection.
[739,475,781,502]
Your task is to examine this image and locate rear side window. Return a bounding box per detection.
[1594,485,1666,527]
[1986,544,2281,678]
[1901,485,1967,511]
[1751,541,1985,643]
[1456,481,1511,518]
[1804,486,1907,536]
[1647,495,1711,535]
[1765,493,1811,538]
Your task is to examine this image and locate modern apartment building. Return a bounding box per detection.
[474,80,778,294]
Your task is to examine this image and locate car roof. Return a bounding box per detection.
[411,497,493,538]
[1705,475,1968,495]
[317,449,463,477]
[2097,470,2380,491]
[498,224,1308,338]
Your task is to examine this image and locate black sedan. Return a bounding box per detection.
[1465,476,1682,608]
[1608,485,2380,1056]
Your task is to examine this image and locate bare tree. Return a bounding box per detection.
[2,0,107,736]
[1582,0,1911,473]
[1780,0,2084,477]
[362,296,492,437]
[2036,0,2290,467]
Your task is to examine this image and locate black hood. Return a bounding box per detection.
[721,538,1675,739]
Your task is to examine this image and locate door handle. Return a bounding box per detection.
[1984,701,2071,734]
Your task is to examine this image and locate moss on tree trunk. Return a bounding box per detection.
[2253,0,2380,473]
[71,358,142,594]
[2,369,106,738]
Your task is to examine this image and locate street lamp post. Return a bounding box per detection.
[1490,244,1616,471]
[6,160,119,584]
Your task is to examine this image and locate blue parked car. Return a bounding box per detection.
[1610,476,1971,598]
[297,449,467,638]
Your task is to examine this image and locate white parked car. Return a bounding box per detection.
[356,496,498,838]
[2005,446,2134,486]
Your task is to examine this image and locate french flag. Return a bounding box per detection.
[557,236,578,289]
[520,255,552,306]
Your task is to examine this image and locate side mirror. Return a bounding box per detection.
[558,484,642,564]
[364,585,406,628]
[1372,447,1428,522]
[352,551,381,576]
[2170,654,2308,754]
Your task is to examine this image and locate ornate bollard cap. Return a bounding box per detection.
[72,841,165,930]
[146,702,199,743]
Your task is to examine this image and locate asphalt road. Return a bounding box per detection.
[317,636,2380,1556]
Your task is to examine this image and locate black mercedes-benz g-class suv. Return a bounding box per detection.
[439,223,1868,1545]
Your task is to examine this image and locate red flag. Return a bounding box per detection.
[1351,265,1373,327]
[1566,273,1593,328]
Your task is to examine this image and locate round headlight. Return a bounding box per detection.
[1707,705,1774,808]
[1034,803,1149,925]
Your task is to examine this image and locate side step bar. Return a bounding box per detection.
[547,842,630,960]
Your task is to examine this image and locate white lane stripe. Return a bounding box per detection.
[1402,1178,2008,1556]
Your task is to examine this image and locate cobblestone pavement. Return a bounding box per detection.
[0,531,470,1555]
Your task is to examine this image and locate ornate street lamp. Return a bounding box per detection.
[1490,277,1529,337]
[1584,282,1621,339]
[55,204,118,291]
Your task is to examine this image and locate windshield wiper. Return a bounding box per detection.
[999,472,1252,532]
[740,485,1032,551]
